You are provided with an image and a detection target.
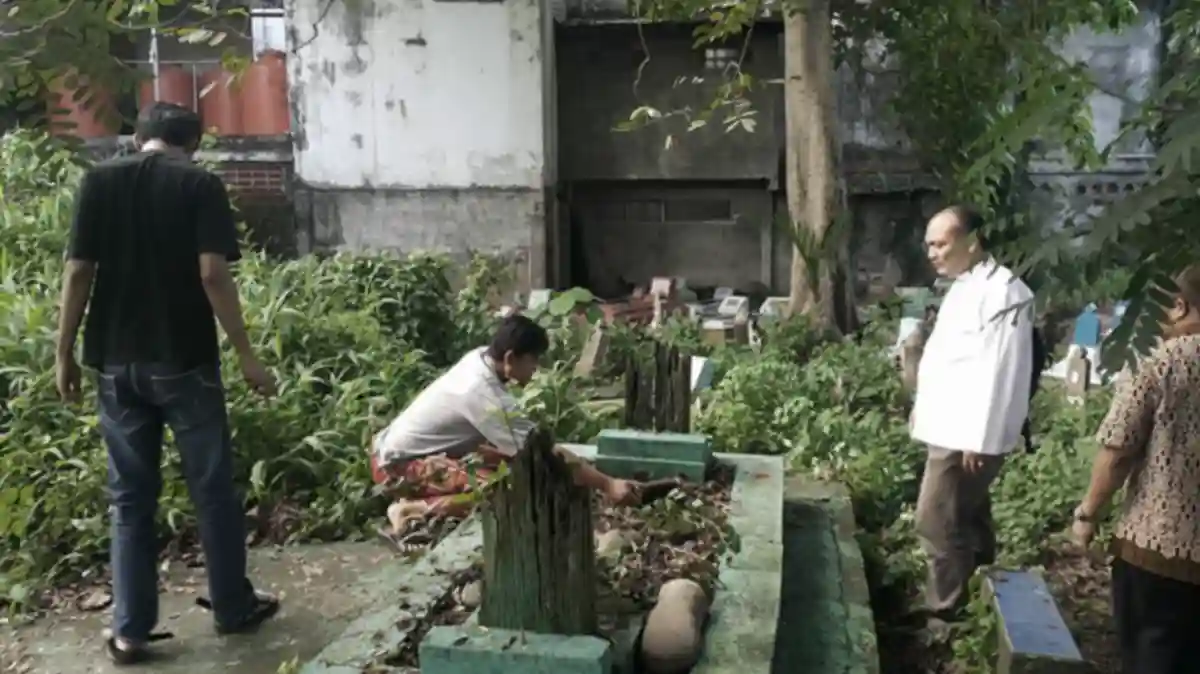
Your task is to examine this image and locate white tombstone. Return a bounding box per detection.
[713,287,735,301]
[758,296,790,320]
[891,317,923,357]
[716,295,749,318]
[527,289,552,311]
[1064,345,1091,406]
[675,278,699,302]
[690,356,714,393]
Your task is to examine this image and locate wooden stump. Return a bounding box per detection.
[479,427,597,635]
[623,340,691,433]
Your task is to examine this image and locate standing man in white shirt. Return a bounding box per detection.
[910,205,1035,627]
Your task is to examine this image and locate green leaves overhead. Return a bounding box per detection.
[0,0,248,126]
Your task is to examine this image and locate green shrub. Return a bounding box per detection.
[0,131,505,605]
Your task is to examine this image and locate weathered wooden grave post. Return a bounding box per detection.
[623,338,692,433]
[479,427,597,635]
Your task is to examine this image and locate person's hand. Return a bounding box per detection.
[1071,518,1097,548]
[239,354,277,397]
[605,479,642,507]
[55,354,82,404]
[962,452,986,475]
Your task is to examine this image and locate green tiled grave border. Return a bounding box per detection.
[301,447,784,673]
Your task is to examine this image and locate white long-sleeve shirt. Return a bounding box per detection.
[911,258,1034,455]
[373,347,535,465]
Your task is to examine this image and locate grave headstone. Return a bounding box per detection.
[713,287,734,301]
[717,294,750,317]
[1064,346,1090,406]
[674,278,699,302]
[690,356,714,394]
[896,287,934,320]
[700,318,740,346]
[528,288,553,312]
[574,323,610,379]
[893,317,923,356]
[650,277,676,298]
[758,296,790,321]
[899,328,926,392]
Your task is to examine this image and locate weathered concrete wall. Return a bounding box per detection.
[1028,9,1161,229]
[286,0,551,286]
[557,23,785,183]
[571,182,773,295]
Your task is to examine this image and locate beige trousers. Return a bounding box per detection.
[914,446,1006,614]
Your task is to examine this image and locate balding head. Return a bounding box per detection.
[924,206,985,278]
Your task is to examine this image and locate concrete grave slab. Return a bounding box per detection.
[985,570,1087,674]
[301,519,484,674]
[596,429,713,465]
[300,445,785,674]
[421,625,612,674]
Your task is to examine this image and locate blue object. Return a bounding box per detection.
[1071,309,1101,348]
[988,570,1084,667]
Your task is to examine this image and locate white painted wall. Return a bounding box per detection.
[1056,11,1160,161]
[288,0,546,189]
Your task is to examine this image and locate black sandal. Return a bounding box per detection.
[194,579,280,635]
[104,632,173,666]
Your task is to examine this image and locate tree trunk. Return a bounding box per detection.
[784,0,842,332]
[479,427,597,635]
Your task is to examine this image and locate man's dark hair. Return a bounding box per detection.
[488,314,550,360]
[135,102,203,149]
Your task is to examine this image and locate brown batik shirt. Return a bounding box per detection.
[1095,333,1200,585]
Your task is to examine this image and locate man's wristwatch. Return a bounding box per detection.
[1073,506,1096,524]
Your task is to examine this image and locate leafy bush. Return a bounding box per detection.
[0,128,1112,674]
[695,306,1109,670]
[0,131,507,605]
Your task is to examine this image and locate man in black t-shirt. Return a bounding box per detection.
[55,102,281,665]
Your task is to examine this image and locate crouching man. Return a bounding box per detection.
[370,314,642,535]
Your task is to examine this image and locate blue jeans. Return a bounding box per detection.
[97,362,252,640]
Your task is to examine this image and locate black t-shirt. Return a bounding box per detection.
[68,151,241,369]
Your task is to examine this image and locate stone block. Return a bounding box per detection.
[420,625,612,674]
[985,570,1088,674]
[597,429,712,465]
[690,356,714,393]
[573,323,610,379]
[700,317,748,346]
[650,276,676,298]
[716,294,749,317]
[595,455,707,482]
[758,296,789,320]
[528,288,552,311]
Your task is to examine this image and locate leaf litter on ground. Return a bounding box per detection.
[381,461,737,670]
